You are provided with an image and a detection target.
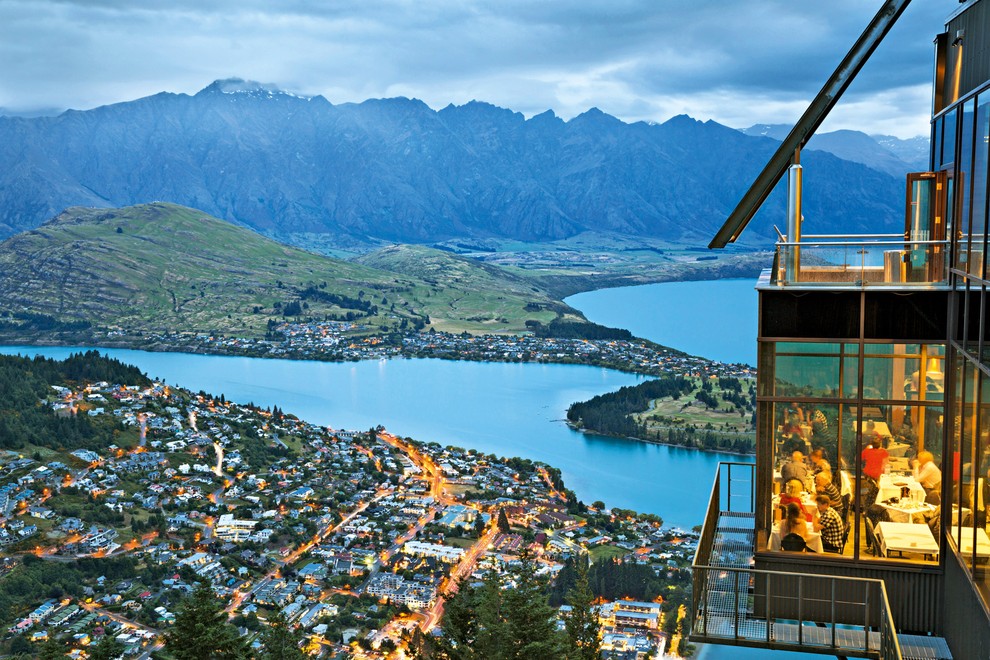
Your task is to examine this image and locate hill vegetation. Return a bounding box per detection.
[567,375,757,453]
[0,350,148,453]
[0,203,568,340]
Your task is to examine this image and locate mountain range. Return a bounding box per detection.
[0,79,920,250]
[739,124,929,177]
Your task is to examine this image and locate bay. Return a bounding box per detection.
[0,345,749,530]
[565,278,759,366]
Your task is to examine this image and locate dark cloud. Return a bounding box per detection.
[0,0,955,137]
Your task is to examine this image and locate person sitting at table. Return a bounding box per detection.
[781,450,810,487]
[778,503,811,551]
[809,448,833,480]
[861,435,888,483]
[779,478,805,508]
[912,450,942,495]
[815,472,842,511]
[813,494,845,554]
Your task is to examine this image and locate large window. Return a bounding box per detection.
[762,340,945,564]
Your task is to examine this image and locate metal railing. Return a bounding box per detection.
[772,235,950,287]
[691,461,903,659]
[693,462,756,569]
[692,565,902,659]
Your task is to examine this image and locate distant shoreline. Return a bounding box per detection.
[565,421,755,457]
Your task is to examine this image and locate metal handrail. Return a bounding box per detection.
[691,564,903,659]
[800,233,905,239]
[775,239,949,248]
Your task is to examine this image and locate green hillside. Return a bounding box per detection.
[355,244,574,332]
[0,203,565,339]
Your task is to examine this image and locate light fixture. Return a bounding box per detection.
[952,29,965,46]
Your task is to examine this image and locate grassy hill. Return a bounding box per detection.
[355,244,577,332]
[0,203,565,340]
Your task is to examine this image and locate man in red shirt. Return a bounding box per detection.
[861,435,888,482]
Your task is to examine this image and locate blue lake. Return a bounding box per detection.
[0,279,760,529]
[566,278,759,365]
[0,345,747,530]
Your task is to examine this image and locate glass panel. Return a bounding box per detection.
[955,99,975,273]
[772,342,858,399]
[959,360,979,571]
[943,106,958,169]
[976,95,990,280]
[976,369,990,602]
[862,343,946,402]
[770,401,851,558]
[934,116,944,172]
[950,352,966,551]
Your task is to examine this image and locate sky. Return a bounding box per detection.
[0,0,957,139]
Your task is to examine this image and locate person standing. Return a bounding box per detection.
[861,436,888,482]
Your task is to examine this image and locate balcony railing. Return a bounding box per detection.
[692,566,902,659]
[772,234,950,287]
[691,461,903,659]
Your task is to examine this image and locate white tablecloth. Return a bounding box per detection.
[875,521,938,558]
[769,522,823,553]
[877,500,936,524]
[877,474,926,503]
[953,525,990,561]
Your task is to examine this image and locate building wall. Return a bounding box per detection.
[942,1,990,107]
[942,549,990,658]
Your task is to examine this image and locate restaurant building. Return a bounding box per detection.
[693,1,990,658]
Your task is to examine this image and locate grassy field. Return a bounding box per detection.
[633,377,756,436]
[0,203,567,337]
[590,544,629,563]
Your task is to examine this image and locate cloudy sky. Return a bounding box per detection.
[0,0,954,138]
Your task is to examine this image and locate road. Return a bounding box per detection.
[225,488,389,615]
[420,523,500,632]
[80,600,162,659]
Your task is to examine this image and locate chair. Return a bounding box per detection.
[781,532,812,552]
[864,517,879,556]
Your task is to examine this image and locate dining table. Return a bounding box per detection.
[875,521,939,559]
[952,525,990,562]
[769,521,823,553]
[876,473,926,503]
[875,498,937,524]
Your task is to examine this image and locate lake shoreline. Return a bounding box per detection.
[565,421,756,458]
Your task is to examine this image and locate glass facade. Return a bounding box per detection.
[758,82,990,584]
[760,339,945,563]
[946,87,990,604]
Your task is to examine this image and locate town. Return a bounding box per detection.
[115,320,755,380]
[0,359,700,658]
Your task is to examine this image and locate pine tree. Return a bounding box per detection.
[164,584,249,660]
[496,508,510,533]
[419,552,565,660]
[90,635,126,660]
[499,552,565,660]
[564,557,601,660]
[259,611,308,660]
[38,637,65,660]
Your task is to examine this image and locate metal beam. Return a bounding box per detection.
[709,0,914,249]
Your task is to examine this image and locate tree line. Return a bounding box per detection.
[0,351,149,452]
